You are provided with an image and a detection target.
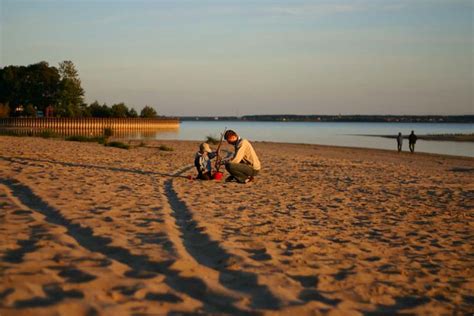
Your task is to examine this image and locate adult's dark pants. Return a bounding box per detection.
[225,162,259,183]
[409,143,415,153]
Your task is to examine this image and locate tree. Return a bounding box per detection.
[140,105,157,118]
[26,62,60,113]
[128,108,138,118]
[81,103,92,117]
[88,101,112,117]
[111,103,129,118]
[56,60,84,117]
[0,62,60,116]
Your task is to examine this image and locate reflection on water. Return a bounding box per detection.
[0,127,179,139]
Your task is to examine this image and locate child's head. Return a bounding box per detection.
[199,143,212,154]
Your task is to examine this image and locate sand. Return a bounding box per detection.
[0,136,473,315]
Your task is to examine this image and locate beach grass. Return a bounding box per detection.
[206,135,220,145]
[158,144,174,151]
[66,135,106,144]
[105,141,130,150]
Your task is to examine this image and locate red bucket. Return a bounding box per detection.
[213,171,224,181]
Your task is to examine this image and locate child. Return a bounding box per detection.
[194,143,217,180]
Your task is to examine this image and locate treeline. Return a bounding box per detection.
[0,61,158,118]
[180,115,474,123]
[241,115,474,123]
[77,101,157,118]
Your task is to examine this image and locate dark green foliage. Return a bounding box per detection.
[106,141,130,150]
[0,62,60,115]
[81,101,141,118]
[0,60,85,117]
[0,129,58,138]
[65,135,105,143]
[0,129,27,137]
[140,106,157,118]
[38,129,57,138]
[88,101,112,117]
[111,103,129,118]
[65,135,129,149]
[103,128,113,138]
[128,108,138,118]
[158,144,174,151]
[0,61,160,118]
[103,127,113,145]
[24,104,37,117]
[56,61,85,117]
[206,135,219,145]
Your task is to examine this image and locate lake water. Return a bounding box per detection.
[130,121,474,158]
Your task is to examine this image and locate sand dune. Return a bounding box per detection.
[1,136,473,315]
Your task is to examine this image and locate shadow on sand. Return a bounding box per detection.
[0,178,254,314]
[164,171,281,310]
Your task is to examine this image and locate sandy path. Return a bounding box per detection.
[0,136,473,315]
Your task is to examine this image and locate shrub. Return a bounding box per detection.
[158,144,174,151]
[106,141,130,150]
[38,129,57,138]
[0,129,25,137]
[66,135,105,143]
[103,127,113,144]
[103,127,113,138]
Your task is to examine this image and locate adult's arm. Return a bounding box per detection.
[229,140,248,164]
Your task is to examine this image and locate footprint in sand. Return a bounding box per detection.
[245,248,272,261]
[54,266,97,283]
[13,283,84,308]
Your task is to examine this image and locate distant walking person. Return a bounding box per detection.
[408,130,417,153]
[397,132,403,152]
[222,130,261,184]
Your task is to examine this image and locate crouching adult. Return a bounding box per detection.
[223,130,261,184]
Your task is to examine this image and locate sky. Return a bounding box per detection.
[1,0,473,116]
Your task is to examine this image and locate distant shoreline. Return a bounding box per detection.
[359,133,474,142]
[179,115,474,123]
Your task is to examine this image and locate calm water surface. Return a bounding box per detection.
[127,121,474,157]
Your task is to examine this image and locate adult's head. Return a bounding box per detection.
[398,132,402,136]
[411,130,414,134]
[224,130,239,144]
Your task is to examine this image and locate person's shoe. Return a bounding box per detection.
[225,176,235,182]
[244,176,254,184]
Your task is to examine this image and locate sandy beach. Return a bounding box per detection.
[0,135,473,315]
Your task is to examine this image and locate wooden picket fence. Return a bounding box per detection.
[0,117,180,137]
